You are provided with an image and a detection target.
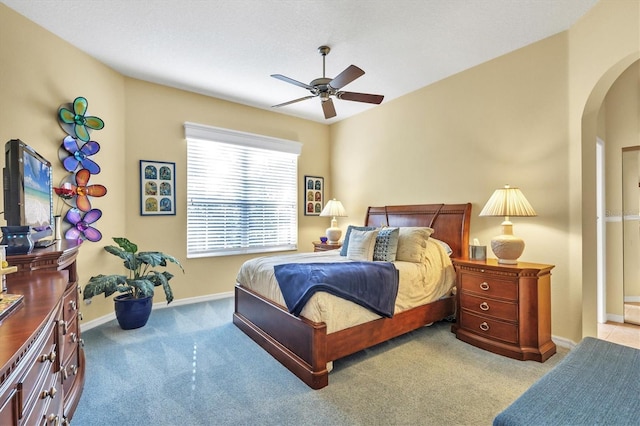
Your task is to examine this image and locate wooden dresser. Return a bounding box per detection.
[0,240,84,425]
[451,258,556,362]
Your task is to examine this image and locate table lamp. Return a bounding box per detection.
[320,199,347,244]
[479,184,537,264]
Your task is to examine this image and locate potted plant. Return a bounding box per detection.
[83,237,184,329]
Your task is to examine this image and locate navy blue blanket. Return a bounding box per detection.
[273,262,399,318]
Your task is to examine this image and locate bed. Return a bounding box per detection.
[232,203,471,389]
[493,337,640,425]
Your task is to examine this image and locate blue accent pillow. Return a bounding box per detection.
[340,225,377,256]
[373,227,399,261]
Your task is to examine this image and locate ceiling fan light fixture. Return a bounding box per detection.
[271,46,384,119]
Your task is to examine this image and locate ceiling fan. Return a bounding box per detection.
[271,46,384,119]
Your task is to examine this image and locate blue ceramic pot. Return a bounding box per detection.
[114,294,153,330]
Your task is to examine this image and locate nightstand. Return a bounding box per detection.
[451,258,556,362]
[313,241,342,252]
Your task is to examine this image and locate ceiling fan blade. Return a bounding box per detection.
[271,74,315,91]
[337,91,384,104]
[272,95,316,108]
[322,98,336,119]
[329,65,365,90]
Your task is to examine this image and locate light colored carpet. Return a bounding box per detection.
[73,297,567,425]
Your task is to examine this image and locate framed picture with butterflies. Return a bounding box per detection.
[140,160,176,216]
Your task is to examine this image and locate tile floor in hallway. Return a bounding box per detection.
[598,321,640,349]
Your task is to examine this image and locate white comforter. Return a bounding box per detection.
[236,238,455,334]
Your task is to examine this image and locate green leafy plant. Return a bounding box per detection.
[83,237,184,304]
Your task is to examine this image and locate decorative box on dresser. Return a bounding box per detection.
[451,258,556,362]
[0,240,84,425]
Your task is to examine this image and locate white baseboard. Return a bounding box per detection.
[624,296,640,303]
[552,335,576,349]
[606,313,624,323]
[80,291,234,332]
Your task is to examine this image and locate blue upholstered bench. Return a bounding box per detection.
[493,337,640,426]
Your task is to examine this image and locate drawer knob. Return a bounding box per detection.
[47,413,60,425]
[480,302,489,311]
[70,332,78,343]
[39,351,56,363]
[479,322,490,331]
[479,282,490,291]
[68,300,77,311]
[41,386,57,400]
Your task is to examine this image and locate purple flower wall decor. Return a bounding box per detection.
[60,135,101,174]
[65,208,102,242]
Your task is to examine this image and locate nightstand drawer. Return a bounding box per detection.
[459,272,517,301]
[460,293,518,321]
[460,311,519,345]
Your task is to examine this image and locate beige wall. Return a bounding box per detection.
[0,4,330,322]
[2,1,639,343]
[0,4,127,319]
[602,61,640,317]
[122,78,330,321]
[331,32,574,338]
[331,0,640,344]
[569,0,639,340]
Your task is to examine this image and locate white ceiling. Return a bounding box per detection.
[2,0,598,124]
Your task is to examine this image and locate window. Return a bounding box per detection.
[185,122,302,258]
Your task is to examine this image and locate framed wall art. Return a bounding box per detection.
[140,160,176,216]
[304,175,324,216]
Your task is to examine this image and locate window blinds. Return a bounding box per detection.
[185,123,301,258]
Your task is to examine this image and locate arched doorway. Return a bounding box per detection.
[581,52,640,341]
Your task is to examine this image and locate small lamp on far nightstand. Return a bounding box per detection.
[479,184,537,264]
[320,199,347,244]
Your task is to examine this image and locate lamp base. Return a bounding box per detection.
[326,227,342,245]
[490,234,525,265]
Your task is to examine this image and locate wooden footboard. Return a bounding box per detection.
[233,284,455,389]
[233,285,330,388]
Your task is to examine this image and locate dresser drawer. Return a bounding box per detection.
[0,387,17,426]
[460,293,518,321]
[60,316,79,367]
[18,328,57,420]
[62,285,79,323]
[459,272,518,301]
[460,311,519,345]
[21,370,60,426]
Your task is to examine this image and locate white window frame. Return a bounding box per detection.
[184,122,302,258]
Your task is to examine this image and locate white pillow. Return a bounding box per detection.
[395,227,434,263]
[347,229,380,261]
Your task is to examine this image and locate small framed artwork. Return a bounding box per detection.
[140,160,176,216]
[304,175,324,216]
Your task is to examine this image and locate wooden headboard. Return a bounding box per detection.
[364,203,472,259]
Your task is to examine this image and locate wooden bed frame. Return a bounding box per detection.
[233,203,472,389]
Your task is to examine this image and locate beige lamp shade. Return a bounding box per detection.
[479,185,536,264]
[320,199,347,244]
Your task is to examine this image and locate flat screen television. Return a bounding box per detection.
[3,139,53,242]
